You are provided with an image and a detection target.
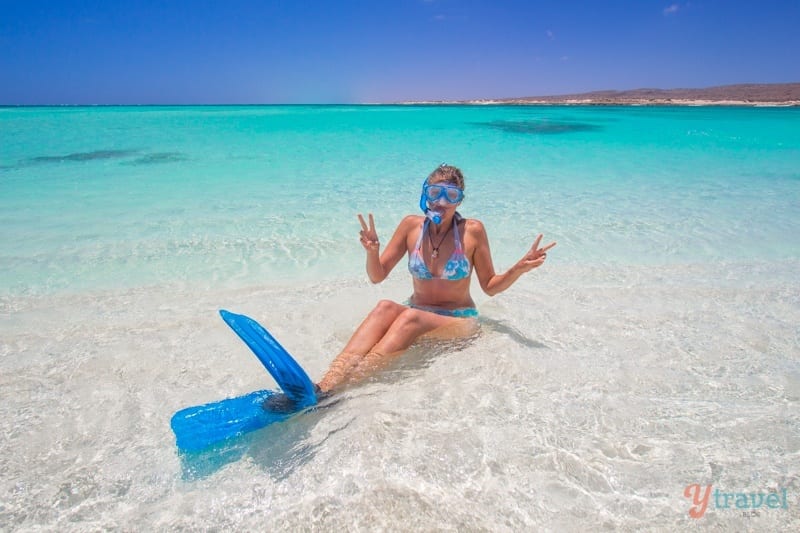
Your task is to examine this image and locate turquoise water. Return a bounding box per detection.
[1,106,799,529]
[2,105,799,295]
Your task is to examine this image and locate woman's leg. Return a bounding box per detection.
[339,299,408,355]
[341,308,469,386]
[317,300,406,392]
[372,307,462,354]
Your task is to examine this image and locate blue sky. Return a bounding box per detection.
[1,0,798,104]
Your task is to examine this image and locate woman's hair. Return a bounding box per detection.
[427,164,465,189]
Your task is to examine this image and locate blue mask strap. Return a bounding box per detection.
[419,178,442,224]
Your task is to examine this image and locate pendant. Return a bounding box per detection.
[431,249,439,259]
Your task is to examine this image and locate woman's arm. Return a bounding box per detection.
[471,220,556,296]
[358,214,415,283]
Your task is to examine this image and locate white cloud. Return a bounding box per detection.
[663,4,680,15]
[546,30,555,40]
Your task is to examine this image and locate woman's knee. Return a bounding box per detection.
[392,308,427,331]
[370,299,404,319]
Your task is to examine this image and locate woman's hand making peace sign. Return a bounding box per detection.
[516,234,557,273]
[357,213,380,251]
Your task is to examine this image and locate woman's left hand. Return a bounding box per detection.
[516,234,557,273]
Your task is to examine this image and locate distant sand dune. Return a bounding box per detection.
[411,83,800,106]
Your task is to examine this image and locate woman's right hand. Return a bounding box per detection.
[357,213,380,252]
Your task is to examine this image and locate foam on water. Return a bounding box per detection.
[1,105,799,529]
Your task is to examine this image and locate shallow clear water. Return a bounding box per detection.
[1,105,799,530]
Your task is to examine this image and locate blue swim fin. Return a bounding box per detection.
[218,310,317,407]
[170,389,290,452]
[170,311,318,453]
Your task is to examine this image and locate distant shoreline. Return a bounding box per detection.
[401,83,800,107]
[2,82,799,107]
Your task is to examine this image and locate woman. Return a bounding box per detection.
[316,164,556,393]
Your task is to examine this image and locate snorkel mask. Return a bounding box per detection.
[419,177,464,225]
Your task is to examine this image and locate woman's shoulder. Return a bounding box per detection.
[397,214,424,233]
[400,214,425,226]
[461,216,487,233]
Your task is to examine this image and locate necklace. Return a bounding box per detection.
[427,221,452,260]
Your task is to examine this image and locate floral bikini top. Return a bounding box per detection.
[408,215,471,280]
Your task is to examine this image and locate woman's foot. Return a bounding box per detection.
[262,393,297,413]
[262,385,328,412]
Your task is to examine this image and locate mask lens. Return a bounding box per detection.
[445,187,462,203]
[425,185,444,202]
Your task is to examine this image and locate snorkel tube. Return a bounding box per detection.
[419,178,443,224]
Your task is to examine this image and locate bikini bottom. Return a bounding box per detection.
[406,302,478,318]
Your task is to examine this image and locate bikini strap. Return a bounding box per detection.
[414,218,429,252]
[452,213,463,252]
